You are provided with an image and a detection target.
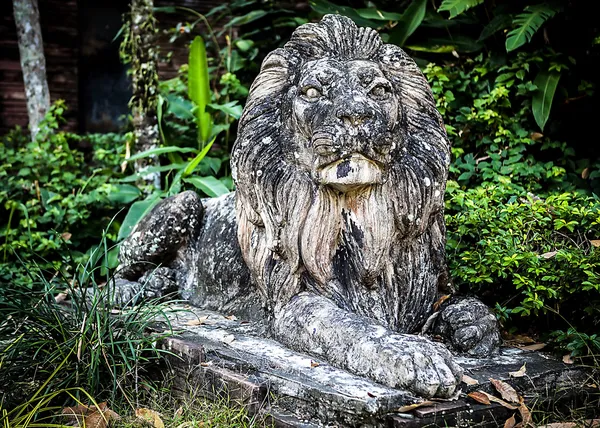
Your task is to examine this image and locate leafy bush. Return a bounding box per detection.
[0,101,137,289]
[423,52,597,194]
[446,181,600,327]
[426,52,600,349]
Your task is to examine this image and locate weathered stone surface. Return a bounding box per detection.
[159,306,595,427]
[116,14,501,399]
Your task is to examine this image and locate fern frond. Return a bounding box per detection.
[438,0,483,19]
[505,4,559,52]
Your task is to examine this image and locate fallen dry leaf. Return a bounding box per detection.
[540,424,577,428]
[55,292,69,304]
[396,401,435,412]
[590,240,600,248]
[540,251,558,259]
[310,360,320,368]
[563,354,575,364]
[479,391,518,410]
[506,334,536,345]
[433,295,450,311]
[509,363,527,378]
[225,314,238,321]
[504,414,517,428]
[200,361,213,367]
[490,378,520,404]
[186,315,209,326]
[519,343,546,351]
[174,406,183,419]
[462,374,479,385]
[467,391,490,405]
[62,402,120,428]
[136,408,164,428]
[518,397,532,427]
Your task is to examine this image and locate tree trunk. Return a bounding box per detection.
[12,0,51,140]
[127,0,161,191]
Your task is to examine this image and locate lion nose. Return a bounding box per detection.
[336,102,373,127]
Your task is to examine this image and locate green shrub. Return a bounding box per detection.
[423,52,596,194]
[446,180,600,338]
[0,101,137,289]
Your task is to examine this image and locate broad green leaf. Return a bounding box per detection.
[208,102,243,120]
[225,10,268,27]
[505,5,558,52]
[532,70,560,131]
[405,44,456,53]
[220,176,235,191]
[406,35,482,53]
[120,164,187,182]
[107,184,142,204]
[118,194,163,240]
[157,94,166,144]
[189,36,212,145]
[355,8,403,21]
[388,0,427,46]
[234,39,254,52]
[165,94,194,120]
[127,146,197,162]
[478,14,512,41]
[183,176,230,197]
[183,139,215,177]
[438,0,483,19]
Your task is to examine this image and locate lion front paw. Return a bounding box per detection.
[433,297,501,357]
[372,335,463,398]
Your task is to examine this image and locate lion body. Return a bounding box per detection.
[231,15,451,332]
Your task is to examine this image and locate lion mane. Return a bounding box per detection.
[231,15,451,333]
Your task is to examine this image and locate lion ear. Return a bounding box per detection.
[245,49,296,104]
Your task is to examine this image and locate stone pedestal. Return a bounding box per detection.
[157,305,596,427]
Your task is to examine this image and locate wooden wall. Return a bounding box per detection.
[0,0,219,135]
[0,0,79,133]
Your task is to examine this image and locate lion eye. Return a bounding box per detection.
[302,86,322,100]
[370,85,389,98]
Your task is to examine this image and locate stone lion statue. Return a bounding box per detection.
[115,14,500,398]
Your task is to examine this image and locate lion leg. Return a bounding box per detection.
[273,291,463,398]
[113,191,203,302]
[430,296,501,357]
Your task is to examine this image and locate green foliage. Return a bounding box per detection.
[438,0,484,20]
[387,0,427,47]
[532,70,560,131]
[0,234,175,408]
[551,328,600,358]
[505,4,559,52]
[0,102,135,288]
[188,36,213,145]
[423,52,583,192]
[446,182,600,327]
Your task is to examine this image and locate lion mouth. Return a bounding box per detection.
[318,153,385,191]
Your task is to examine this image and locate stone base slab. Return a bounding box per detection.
[157,305,596,427]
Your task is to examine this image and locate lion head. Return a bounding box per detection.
[231,15,450,332]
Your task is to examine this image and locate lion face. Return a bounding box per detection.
[232,14,450,328]
[290,58,400,192]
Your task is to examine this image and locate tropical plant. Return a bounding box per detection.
[308,0,597,133]
[0,102,136,290]
[0,231,177,409]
